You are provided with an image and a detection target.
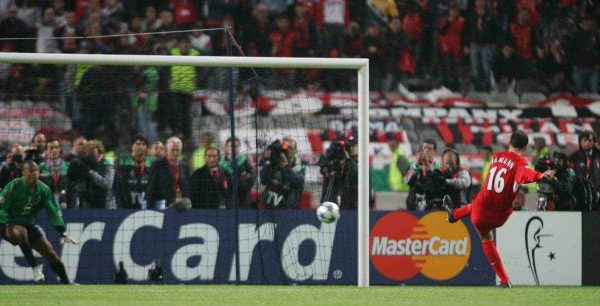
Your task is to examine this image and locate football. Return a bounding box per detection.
[316,201,340,224]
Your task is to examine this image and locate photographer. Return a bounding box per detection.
[0,144,26,189]
[405,140,440,210]
[569,131,600,210]
[440,149,472,207]
[24,132,47,164]
[67,139,117,209]
[260,139,305,209]
[319,140,358,209]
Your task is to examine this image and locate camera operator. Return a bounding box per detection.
[260,139,305,209]
[535,153,577,211]
[0,144,26,189]
[220,137,256,209]
[67,139,117,209]
[552,152,576,211]
[319,140,358,209]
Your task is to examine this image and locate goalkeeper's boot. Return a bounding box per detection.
[32,265,45,283]
[499,281,512,288]
[442,195,456,223]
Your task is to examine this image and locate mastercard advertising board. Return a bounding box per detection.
[370,211,495,284]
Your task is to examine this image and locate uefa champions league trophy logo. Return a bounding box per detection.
[525,216,553,285]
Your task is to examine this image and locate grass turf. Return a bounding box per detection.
[1,285,599,306]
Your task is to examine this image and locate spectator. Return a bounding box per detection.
[535,39,568,94]
[569,131,600,209]
[491,41,520,101]
[238,3,271,57]
[189,21,214,55]
[387,138,410,192]
[149,140,166,159]
[54,11,81,53]
[465,0,498,91]
[167,36,197,140]
[143,6,161,32]
[115,136,155,209]
[362,23,387,91]
[269,14,298,87]
[401,1,425,77]
[0,3,34,52]
[78,66,121,142]
[67,139,117,209]
[192,132,215,171]
[39,139,70,208]
[191,147,230,209]
[219,137,256,209]
[0,144,25,189]
[131,65,160,143]
[316,0,349,57]
[367,0,399,26]
[565,15,599,94]
[509,8,540,77]
[385,18,408,90]
[16,0,40,28]
[64,136,86,162]
[146,137,190,210]
[36,7,60,53]
[343,20,364,58]
[170,0,197,28]
[292,0,321,58]
[436,3,465,91]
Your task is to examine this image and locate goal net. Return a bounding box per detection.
[0,31,369,286]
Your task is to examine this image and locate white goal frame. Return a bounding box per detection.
[0,52,370,287]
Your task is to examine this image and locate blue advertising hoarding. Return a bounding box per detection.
[0,210,493,285]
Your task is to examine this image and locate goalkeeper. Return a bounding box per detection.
[0,160,78,284]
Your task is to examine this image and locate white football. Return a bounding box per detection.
[316,201,340,223]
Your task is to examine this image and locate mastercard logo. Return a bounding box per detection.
[370,211,471,281]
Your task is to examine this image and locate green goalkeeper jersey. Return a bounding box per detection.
[0,178,65,228]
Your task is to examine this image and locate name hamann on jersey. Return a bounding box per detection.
[491,156,516,169]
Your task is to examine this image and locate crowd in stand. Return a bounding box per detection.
[387,130,600,211]
[0,0,599,100]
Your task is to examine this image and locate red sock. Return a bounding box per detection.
[482,240,509,284]
[453,204,472,220]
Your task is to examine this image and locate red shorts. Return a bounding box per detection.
[470,198,513,234]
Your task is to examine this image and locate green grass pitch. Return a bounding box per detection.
[1,285,599,305]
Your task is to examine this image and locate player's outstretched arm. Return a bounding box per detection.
[515,163,546,184]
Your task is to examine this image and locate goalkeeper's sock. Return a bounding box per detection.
[482,240,509,284]
[19,244,39,268]
[453,204,472,220]
[50,261,70,284]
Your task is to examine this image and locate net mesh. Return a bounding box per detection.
[0,29,359,284]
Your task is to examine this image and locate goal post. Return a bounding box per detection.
[0,52,370,287]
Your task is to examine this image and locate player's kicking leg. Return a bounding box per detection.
[1,224,45,282]
[442,195,472,223]
[478,229,511,288]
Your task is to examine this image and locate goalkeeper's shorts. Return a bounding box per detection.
[0,224,45,245]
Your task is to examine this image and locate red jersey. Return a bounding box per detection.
[477,151,543,212]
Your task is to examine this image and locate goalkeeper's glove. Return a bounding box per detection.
[60,233,80,245]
